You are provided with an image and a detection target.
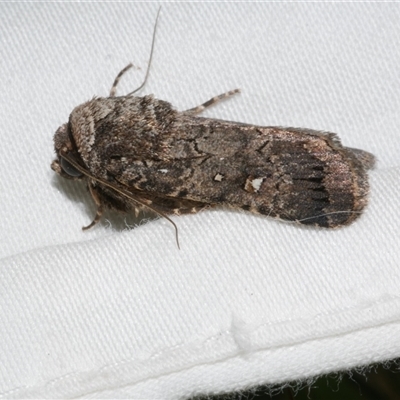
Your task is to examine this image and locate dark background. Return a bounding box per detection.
[190,359,400,400]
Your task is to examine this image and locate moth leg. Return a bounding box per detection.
[109,63,134,97]
[185,89,241,115]
[82,183,104,230]
[134,207,140,218]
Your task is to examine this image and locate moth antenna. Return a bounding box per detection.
[59,152,180,249]
[296,210,362,224]
[126,6,161,97]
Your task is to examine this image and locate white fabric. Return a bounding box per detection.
[1,3,399,399]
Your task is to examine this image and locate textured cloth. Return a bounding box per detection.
[1,3,399,399]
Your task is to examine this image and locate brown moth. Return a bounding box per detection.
[51,12,375,245]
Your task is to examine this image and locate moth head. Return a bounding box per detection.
[51,122,84,180]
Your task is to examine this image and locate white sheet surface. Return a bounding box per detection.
[1,3,399,399]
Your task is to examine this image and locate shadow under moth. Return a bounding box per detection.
[51,13,375,246]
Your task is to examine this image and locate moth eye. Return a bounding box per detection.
[60,157,82,177]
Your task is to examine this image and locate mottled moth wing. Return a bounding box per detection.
[53,94,374,229]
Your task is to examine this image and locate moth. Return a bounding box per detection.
[51,12,375,245]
